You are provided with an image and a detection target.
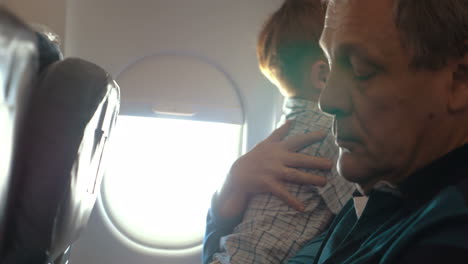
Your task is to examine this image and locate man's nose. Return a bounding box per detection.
[319,70,352,118]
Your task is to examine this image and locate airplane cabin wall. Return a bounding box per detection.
[65,0,284,148]
[3,0,66,45]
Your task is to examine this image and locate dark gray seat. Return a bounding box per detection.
[3,57,120,264]
[0,6,37,255]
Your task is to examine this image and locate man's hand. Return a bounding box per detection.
[216,121,332,219]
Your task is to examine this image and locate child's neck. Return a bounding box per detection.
[289,85,321,102]
[289,91,320,102]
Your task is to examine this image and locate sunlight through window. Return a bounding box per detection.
[101,115,241,250]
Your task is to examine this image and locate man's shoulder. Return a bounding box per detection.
[394,177,468,250]
[377,179,468,263]
[418,177,468,222]
[387,182,468,263]
[418,180,468,239]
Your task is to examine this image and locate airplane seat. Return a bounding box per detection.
[0,5,38,256]
[3,57,120,264]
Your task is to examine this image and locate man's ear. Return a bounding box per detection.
[311,60,329,90]
[449,41,468,112]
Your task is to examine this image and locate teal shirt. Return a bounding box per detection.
[288,231,326,264]
[313,144,468,264]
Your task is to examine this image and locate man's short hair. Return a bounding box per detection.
[257,0,325,95]
[394,0,468,70]
[325,0,468,70]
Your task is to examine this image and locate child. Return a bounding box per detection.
[213,1,355,263]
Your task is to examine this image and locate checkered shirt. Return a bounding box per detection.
[213,98,355,264]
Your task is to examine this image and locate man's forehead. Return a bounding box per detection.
[324,0,393,28]
[321,0,399,58]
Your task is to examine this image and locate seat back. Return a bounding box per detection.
[3,58,120,263]
[0,6,37,253]
[49,61,120,261]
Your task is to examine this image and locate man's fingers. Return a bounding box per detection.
[268,181,304,212]
[281,167,328,187]
[266,120,293,142]
[284,153,333,171]
[283,130,327,151]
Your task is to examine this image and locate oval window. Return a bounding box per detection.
[100,53,244,251]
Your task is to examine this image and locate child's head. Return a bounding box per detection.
[257,0,327,100]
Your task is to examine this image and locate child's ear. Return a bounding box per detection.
[311,60,329,90]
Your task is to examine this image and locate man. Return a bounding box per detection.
[204,0,468,263]
[313,0,468,263]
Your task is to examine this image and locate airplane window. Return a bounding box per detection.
[100,115,241,251]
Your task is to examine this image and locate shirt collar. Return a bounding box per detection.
[353,181,400,218]
[355,181,400,196]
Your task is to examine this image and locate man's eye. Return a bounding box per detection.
[350,56,377,81]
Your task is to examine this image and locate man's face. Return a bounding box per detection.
[319,0,454,188]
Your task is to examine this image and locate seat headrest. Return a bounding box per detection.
[4,58,120,263]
